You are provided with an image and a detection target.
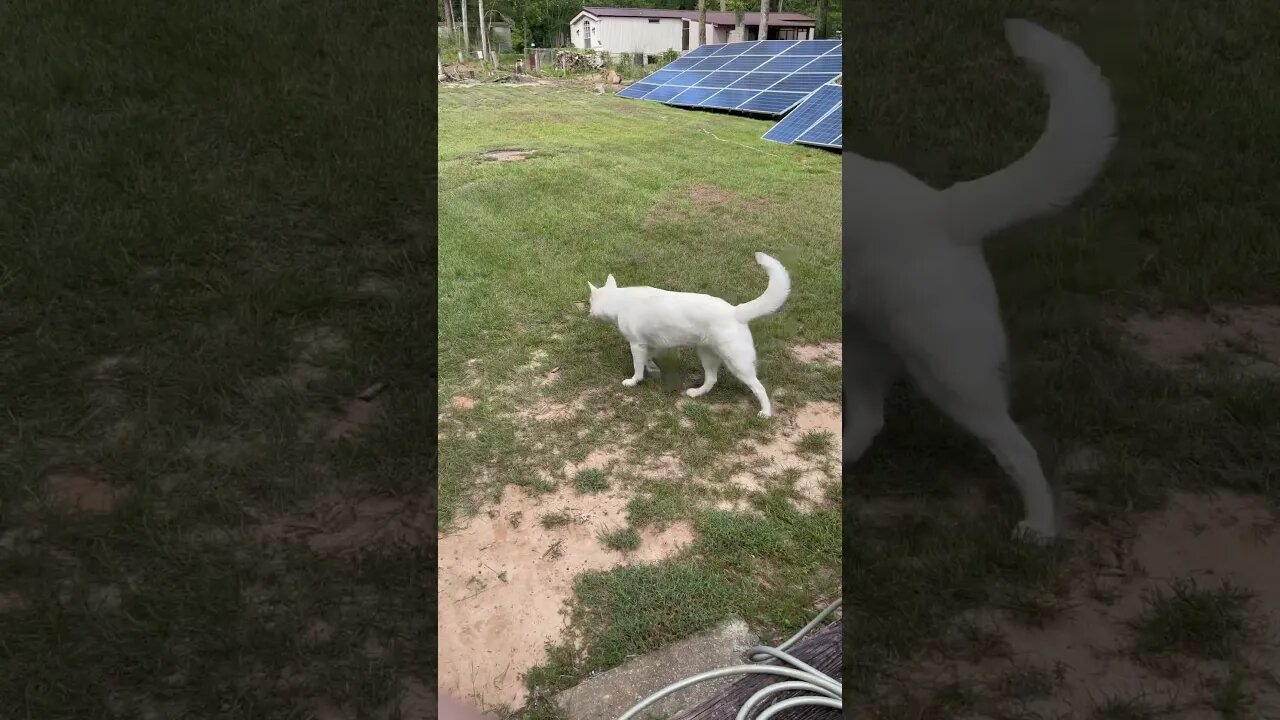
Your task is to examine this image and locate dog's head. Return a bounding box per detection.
[586,274,617,319]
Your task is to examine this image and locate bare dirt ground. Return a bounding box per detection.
[437,343,842,710]
[882,490,1280,719]
[866,307,1280,718]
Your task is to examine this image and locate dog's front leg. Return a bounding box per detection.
[622,343,648,387]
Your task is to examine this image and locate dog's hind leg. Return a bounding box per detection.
[686,347,721,398]
[906,350,1057,543]
[722,356,771,418]
[843,341,897,465]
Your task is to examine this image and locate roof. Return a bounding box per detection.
[577,6,815,26]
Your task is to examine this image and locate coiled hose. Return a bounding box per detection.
[615,600,842,720]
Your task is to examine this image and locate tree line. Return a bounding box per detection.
[439,0,838,53]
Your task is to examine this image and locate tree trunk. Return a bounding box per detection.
[668,621,841,720]
[814,0,828,39]
[758,0,770,41]
[460,0,470,55]
[719,0,726,10]
[478,0,489,64]
[698,0,707,46]
[734,9,744,42]
[441,0,453,35]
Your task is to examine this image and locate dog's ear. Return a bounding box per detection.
[588,281,598,293]
[605,274,616,288]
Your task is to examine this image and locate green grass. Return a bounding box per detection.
[1129,579,1255,660]
[439,76,840,716]
[846,0,1280,710]
[598,526,642,552]
[540,510,578,528]
[572,468,609,494]
[0,1,434,717]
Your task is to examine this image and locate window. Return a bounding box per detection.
[648,18,659,23]
[681,20,689,50]
[775,27,805,40]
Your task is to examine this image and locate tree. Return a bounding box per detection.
[697,0,707,46]
[758,0,769,40]
[814,0,828,38]
[460,0,470,54]
[479,0,490,63]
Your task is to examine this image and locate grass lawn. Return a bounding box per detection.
[0,2,434,718]
[438,84,841,714]
[847,1,1280,716]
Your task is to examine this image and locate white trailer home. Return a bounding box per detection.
[569,6,815,58]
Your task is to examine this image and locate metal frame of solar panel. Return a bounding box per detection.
[761,81,842,149]
[617,39,841,116]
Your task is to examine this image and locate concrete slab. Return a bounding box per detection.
[554,618,759,720]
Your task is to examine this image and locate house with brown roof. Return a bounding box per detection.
[569,6,815,56]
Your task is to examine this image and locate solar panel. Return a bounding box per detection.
[616,39,841,116]
[761,82,841,149]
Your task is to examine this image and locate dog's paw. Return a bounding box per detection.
[1012,521,1056,546]
[622,378,639,387]
[757,409,772,419]
[685,388,706,398]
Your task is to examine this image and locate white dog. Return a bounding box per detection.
[843,19,1117,542]
[587,252,791,417]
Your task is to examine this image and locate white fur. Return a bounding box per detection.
[843,19,1117,542]
[587,252,791,417]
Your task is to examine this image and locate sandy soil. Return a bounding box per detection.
[889,490,1280,718]
[438,482,694,708]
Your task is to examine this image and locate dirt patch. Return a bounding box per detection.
[438,482,694,710]
[480,149,534,162]
[356,274,398,297]
[885,490,1280,718]
[731,401,841,508]
[300,383,388,442]
[42,466,123,515]
[452,395,478,411]
[790,342,842,365]
[257,493,429,555]
[689,184,735,205]
[1122,305,1280,379]
[76,355,137,407]
[248,327,349,396]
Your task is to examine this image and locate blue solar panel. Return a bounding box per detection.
[796,111,842,148]
[761,82,842,149]
[739,91,808,113]
[615,39,841,117]
[682,45,719,58]
[616,82,657,99]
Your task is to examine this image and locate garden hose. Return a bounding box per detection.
[614,600,842,720]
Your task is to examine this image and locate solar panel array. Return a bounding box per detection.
[761,81,841,149]
[617,39,841,116]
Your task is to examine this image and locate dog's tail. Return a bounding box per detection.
[734,252,791,323]
[942,19,1117,246]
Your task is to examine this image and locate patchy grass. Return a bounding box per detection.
[795,429,836,458]
[848,0,1280,714]
[440,74,840,713]
[572,468,609,494]
[540,510,579,528]
[598,526,642,553]
[1129,579,1255,660]
[0,1,434,718]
